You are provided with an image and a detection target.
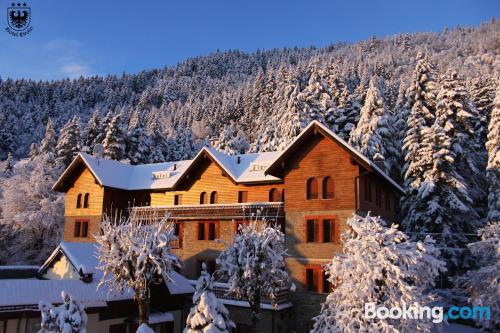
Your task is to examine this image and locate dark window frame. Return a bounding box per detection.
[306,178,319,200]
[322,177,334,199]
[76,193,82,208]
[83,193,89,208]
[210,191,218,204]
[238,191,248,203]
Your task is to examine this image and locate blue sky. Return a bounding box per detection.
[1,0,498,81]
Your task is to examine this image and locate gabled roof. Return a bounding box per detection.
[39,242,194,296]
[264,121,405,194]
[53,121,403,193]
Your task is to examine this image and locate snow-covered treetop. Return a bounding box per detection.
[95,213,181,300]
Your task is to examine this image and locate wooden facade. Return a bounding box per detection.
[55,122,402,333]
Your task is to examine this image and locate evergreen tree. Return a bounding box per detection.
[146,117,167,163]
[349,77,396,172]
[38,119,57,160]
[485,83,500,223]
[1,153,14,177]
[401,54,438,222]
[469,77,494,151]
[29,142,38,161]
[55,116,81,168]
[216,122,249,155]
[184,263,235,333]
[126,111,148,165]
[328,86,360,140]
[82,110,101,153]
[103,113,126,161]
[95,111,113,146]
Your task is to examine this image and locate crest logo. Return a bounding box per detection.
[5,2,32,36]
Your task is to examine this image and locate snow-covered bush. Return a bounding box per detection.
[38,291,88,333]
[95,213,181,325]
[217,217,291,332]
[455,222,500,329]
[184,263,235,333]
[311,214,446,333]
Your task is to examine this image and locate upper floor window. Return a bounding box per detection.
[174,194,182,206]
[269,188,281,202]
[306,178,318,200]
[83,193,89,208]
[197,221,220,240]
[238,191,248,203]
[171,222,183,248]
[200,192,207,205]
[76,193,82,208]
[322,177,334,199]
[74,220,88,238]
[210,191,218,204]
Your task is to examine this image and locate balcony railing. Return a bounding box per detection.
[188,280,291,308]
[130,202,284,221]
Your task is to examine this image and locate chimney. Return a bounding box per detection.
[209,137,219,147]
[237,156,241,164]
[173,163,177,171]
[372,153,386,170]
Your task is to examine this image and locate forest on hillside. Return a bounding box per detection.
[0,20,498,277]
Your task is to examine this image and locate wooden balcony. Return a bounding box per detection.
[188,280,291,309]
[130,202,284,221]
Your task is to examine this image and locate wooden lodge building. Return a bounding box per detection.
[49,120,404,333]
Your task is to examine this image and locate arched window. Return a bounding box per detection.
[306,178,318,200]
[76,193,82,208]
[200,192,207,205]
[210,191,218,204]
[269,188,281,202]
[322,177,334,199]
[83,193,90,208]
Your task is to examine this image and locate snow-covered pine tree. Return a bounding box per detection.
[38,291,88,333]
[126,111,148,165]
[299,65,331,124]
[102,112,126,161]
[485,82,500,223]
[454,222,500,330]
[469,77,494,152]
[328,86,360,140]
[217,218,291,332]
[29,143,38,161]
[146,117,167,163]
[82,110,101,153]
[349,76,396,172]
[55,116,81,168]
[38,119,57,161]
[95,110,113,146]
[216,122,249,155]
[95,213,181,325]
[401,54,438,226]
[184,263,235,333]
[311,214,446,333]
[168,128,199,161]
[1,152,14,177]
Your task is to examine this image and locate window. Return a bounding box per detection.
[197,222,219,240]
[305,216,339,244]
[305,266,331,293]
[238,191,248,203]
[83,193,89,208]
[210,191,218,204]
[74,220,89,238]
[269,188,281,202]
[306,178,318,199]
[281,189,285,203]
[76,193,82,208]
[200,192,207,204]
[174,194,182,206]
[322,177,334,199]
[306,219,318,242]
[0,320,6,333]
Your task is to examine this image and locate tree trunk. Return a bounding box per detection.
[250,290,262,333]
[137,294,150,325]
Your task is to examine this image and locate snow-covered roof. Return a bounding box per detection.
[39,242,193,295]
[0,278,130,308]
[53,121,403,193]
